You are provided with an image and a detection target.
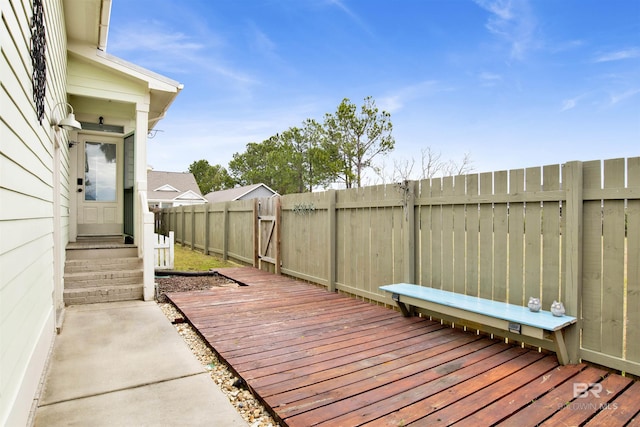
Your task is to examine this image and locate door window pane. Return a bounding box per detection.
[85,142,117,201]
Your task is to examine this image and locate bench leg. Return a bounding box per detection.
[553,330,570,365]
[396,301,412,317]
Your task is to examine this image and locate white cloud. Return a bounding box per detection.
[247,22,278,56]
[378,96,403,113]
[147,99,327,171]
[326,0,375,37]
[609,89,640,106]
[109,21,257,87]
[474,0,513,20]
[108,21,207,56]
[474,0,537,60]
[561,98,578,112]
[549,39,584,53]
[378,81,443,113]
[479,72,502,86]
[595,48,640,63]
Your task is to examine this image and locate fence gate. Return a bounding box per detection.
[257,197,280,273]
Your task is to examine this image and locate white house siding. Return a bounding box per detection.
[0,0,70,425]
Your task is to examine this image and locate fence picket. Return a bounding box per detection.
[582,160,603,352]
[466,174,479,296]
[525,167,542,304]
[542,164,561,309]
[479,172,494,299]
[453,175,466,295]
[627,157,640,363]
[493,170,509,302]
[418,179,432,287]
[601,158,626,358]
[392,184,406,285]
[335,189,347,288]
[431,178,443,290]
[508,169,525,305]
[371,185,392,293]
[362,186,374,295]
[442,176,455,292]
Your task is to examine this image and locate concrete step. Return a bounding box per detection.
[64,239,144,305]
[63,284,144,305]
[64,257,142,274]
[66,247,138,260]
[64,270,143,290]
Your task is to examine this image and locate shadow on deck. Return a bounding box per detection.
[167,267,640,426]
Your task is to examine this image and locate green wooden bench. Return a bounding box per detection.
[379,283,577,365]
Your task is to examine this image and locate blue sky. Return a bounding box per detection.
[108,0,639,180]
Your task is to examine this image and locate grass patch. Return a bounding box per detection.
[173,244,238,271]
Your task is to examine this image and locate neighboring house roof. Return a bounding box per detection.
[205,183,279,203]
[147,171,206,202]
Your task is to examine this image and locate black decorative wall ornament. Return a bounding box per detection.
[31,0,47,124]
[292,203,316,215]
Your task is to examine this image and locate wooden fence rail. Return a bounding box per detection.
[156,157,640,376]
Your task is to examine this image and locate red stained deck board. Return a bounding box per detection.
[494,366,609,427]
[539,374,633,426]
[260,332,482,403]
[234,321,440,374]
[249,324,449,391]
[277,340,508,423]
[167,267,640,427]
[401,355,560,426]
[583,380,640,426]
[292,344,525,426]
[452,362,588,426]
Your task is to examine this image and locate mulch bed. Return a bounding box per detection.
[155,273,238,303]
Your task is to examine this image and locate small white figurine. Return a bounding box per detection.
[551,301,565,317]
[528,297,541,312]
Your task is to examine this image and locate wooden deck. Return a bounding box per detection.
[167,268,640,426]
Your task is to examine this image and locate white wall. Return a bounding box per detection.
[0,0,70,425]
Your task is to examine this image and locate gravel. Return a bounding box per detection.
[156,274,280,427]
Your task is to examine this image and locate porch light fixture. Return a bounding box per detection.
[52,102,82,131]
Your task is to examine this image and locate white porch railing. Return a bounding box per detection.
[141,191,156,301]
[154,231,175,270]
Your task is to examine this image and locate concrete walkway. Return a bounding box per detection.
[33,301,247,426]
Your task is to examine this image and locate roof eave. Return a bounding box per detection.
[67,42,183,129]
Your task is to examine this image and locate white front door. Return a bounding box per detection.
[75,134,123,236]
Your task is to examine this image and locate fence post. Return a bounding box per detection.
[223,202,230,261]
[564,161,583,364]
[328,190,336,292]
[181,205,186,246]
[191,205,196,250]
[168,231,175,269]
[252,199,259,267]
[275,197,282,275]
[403,181,416,284]
[204,203,210,255]
[172,208,177,237]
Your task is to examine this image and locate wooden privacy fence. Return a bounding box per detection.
[156,158,640,376]
[157,199,257,266]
